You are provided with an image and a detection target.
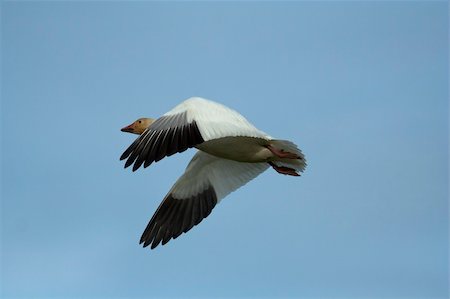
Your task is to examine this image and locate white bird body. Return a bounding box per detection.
[120,97,306,249]
[196,136,273,163]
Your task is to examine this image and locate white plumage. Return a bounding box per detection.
[164,97,271,141]
[171,151,269,202]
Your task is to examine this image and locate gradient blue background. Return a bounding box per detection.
[1,2,448,298]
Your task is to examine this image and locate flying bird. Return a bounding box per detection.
[120,97,306,249]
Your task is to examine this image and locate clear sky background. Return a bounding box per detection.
[1,2,448,299]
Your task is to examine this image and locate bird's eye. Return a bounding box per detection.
[138,120,142,124]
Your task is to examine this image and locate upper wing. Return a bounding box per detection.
[120,97,270,171]
[120,111,204,171]
[140,151,269,249]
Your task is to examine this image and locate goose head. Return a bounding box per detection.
[121,118,154,135]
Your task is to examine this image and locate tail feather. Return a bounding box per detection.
[269,139,307,174]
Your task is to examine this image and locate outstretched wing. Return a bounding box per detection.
[120,112,204,171]
[140,151,269,249]
[120,97,270,171]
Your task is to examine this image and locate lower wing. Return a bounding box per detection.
[140,151,269,249]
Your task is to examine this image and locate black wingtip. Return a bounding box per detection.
[124,159,134,169]
[139,186,218,250]
[120,117,205,172]
[143,160,153,168]
[142,240,151,247]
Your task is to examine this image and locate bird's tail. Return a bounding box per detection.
[269,139,307,175]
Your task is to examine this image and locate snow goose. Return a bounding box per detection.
[120,97,306,249]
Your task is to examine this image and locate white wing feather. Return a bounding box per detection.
[170,151,269,202]
[164,97,272,141]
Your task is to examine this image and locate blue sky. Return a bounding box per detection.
[1,1,448,298]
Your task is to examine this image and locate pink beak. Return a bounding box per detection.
[121,123,134,133]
